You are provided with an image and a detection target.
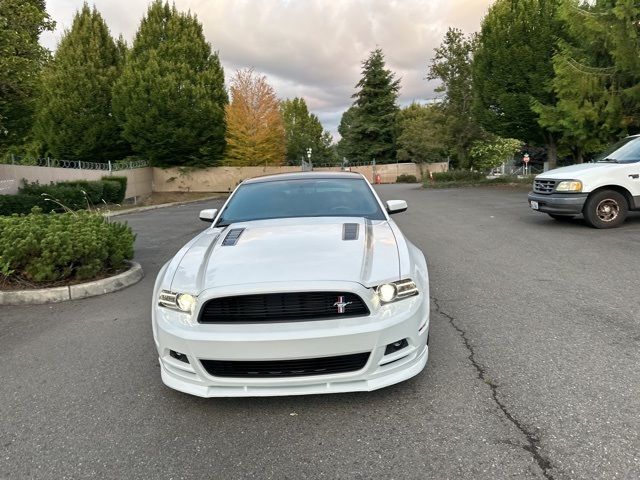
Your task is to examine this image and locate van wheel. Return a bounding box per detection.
[548,214,575,222]
[583,190,628,228]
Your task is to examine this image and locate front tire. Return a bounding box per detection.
[583,190,628,229]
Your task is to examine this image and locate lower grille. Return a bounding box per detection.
[201,352,370,378]
[533,179,557,194]
[199,292,370,323]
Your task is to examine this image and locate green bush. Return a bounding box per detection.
[101,180,122,204]
[430,170,485,182]
[102,176,127,202]
[1,178,128,216]
[0,208,135,282]
[396,174,418,183]
[0,194,49,216]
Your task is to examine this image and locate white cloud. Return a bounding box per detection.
[42,0,492,136]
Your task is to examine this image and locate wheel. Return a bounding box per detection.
[548,214,575,222]
[583,190,628,229]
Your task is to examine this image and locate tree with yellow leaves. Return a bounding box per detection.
[224,69,285,166]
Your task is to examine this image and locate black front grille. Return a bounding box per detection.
[533,179,557,194]
[200,352,370,378]
[199,292,370,323]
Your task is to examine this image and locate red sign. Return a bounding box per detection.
[523,154,530,164]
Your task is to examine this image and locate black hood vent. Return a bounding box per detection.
[342,223,359,241]
[222,228,245,246]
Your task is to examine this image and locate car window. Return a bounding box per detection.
[216,178,386,225]
[596,137,640,163]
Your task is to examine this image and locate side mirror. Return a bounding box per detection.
[199,208,218,223]
[386,200,407,214]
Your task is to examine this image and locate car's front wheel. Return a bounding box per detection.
[583,190,628,229]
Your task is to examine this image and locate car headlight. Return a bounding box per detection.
[555,180,582,192]
[375,279,418,304]
[158,289,197,313]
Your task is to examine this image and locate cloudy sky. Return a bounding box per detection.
[42,0,493,137]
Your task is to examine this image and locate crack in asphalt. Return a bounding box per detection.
[432,297,556,480]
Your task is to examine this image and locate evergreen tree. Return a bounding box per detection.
[33,3,128,162]
[428,28,484,166]
[336,105,359,162]
[534,0,640,162]
[112,1,227,167]
[224,69,285,166]
[0,0,54,154]
[340,49,400,164]
[281,97,333,165]
[473,0,563,168]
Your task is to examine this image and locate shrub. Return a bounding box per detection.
[430,170,485,182]
[101,180,122,204]
[0,208,135,283]
[0,194,48,216]
[102,176,127,202]
[396,174,418,183]
[0,178,128,216]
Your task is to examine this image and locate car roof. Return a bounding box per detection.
[242,171,366,184]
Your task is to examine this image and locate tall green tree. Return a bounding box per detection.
[112,0,227,167]
[396,103,448,166]
[534,0,640,163]
[336,105,359,162]
[33,3,128,161]
[473,0,563,168]
[339,48,400,164]
[281,97,333,165]
[428,28,484,167]
[0,0,54,154]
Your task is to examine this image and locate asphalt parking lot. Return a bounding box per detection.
[2,184,639,480]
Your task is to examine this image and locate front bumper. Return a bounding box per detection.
[152,282,430,397]
[527,192,588,215]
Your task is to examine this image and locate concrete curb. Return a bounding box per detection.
[106,195,224,217]
[0,261,144,306]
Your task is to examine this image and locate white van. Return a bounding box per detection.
[528,135,640,228]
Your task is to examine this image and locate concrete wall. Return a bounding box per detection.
[0,161,449,197]
[0,164,153,199]
[152,162,449,193]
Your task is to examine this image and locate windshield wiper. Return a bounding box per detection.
[597,158,619,163]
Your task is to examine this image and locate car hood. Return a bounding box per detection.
[536,162,620,179]
[167,217,401,294]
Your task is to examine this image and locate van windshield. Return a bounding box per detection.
[595,137,640,164]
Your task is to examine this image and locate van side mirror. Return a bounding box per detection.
[386,200,408,214]
[199,208,218,223]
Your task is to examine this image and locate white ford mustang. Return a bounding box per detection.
[152,172,430,397]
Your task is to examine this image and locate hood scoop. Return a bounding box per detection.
[221,228,245,246]
[342,223,359,241]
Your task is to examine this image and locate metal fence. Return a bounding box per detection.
[3,155,149,171]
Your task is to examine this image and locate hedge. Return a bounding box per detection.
[396,174,418,183]
[0,177,128,216]
[102,176,127,202]
[0,208,135,283]
[430,170,485,182]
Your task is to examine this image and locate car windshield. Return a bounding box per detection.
[595,137,640,163]
[216,177,386,225]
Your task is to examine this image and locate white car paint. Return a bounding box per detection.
[536,162,640,197]
[152,172,430,397]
